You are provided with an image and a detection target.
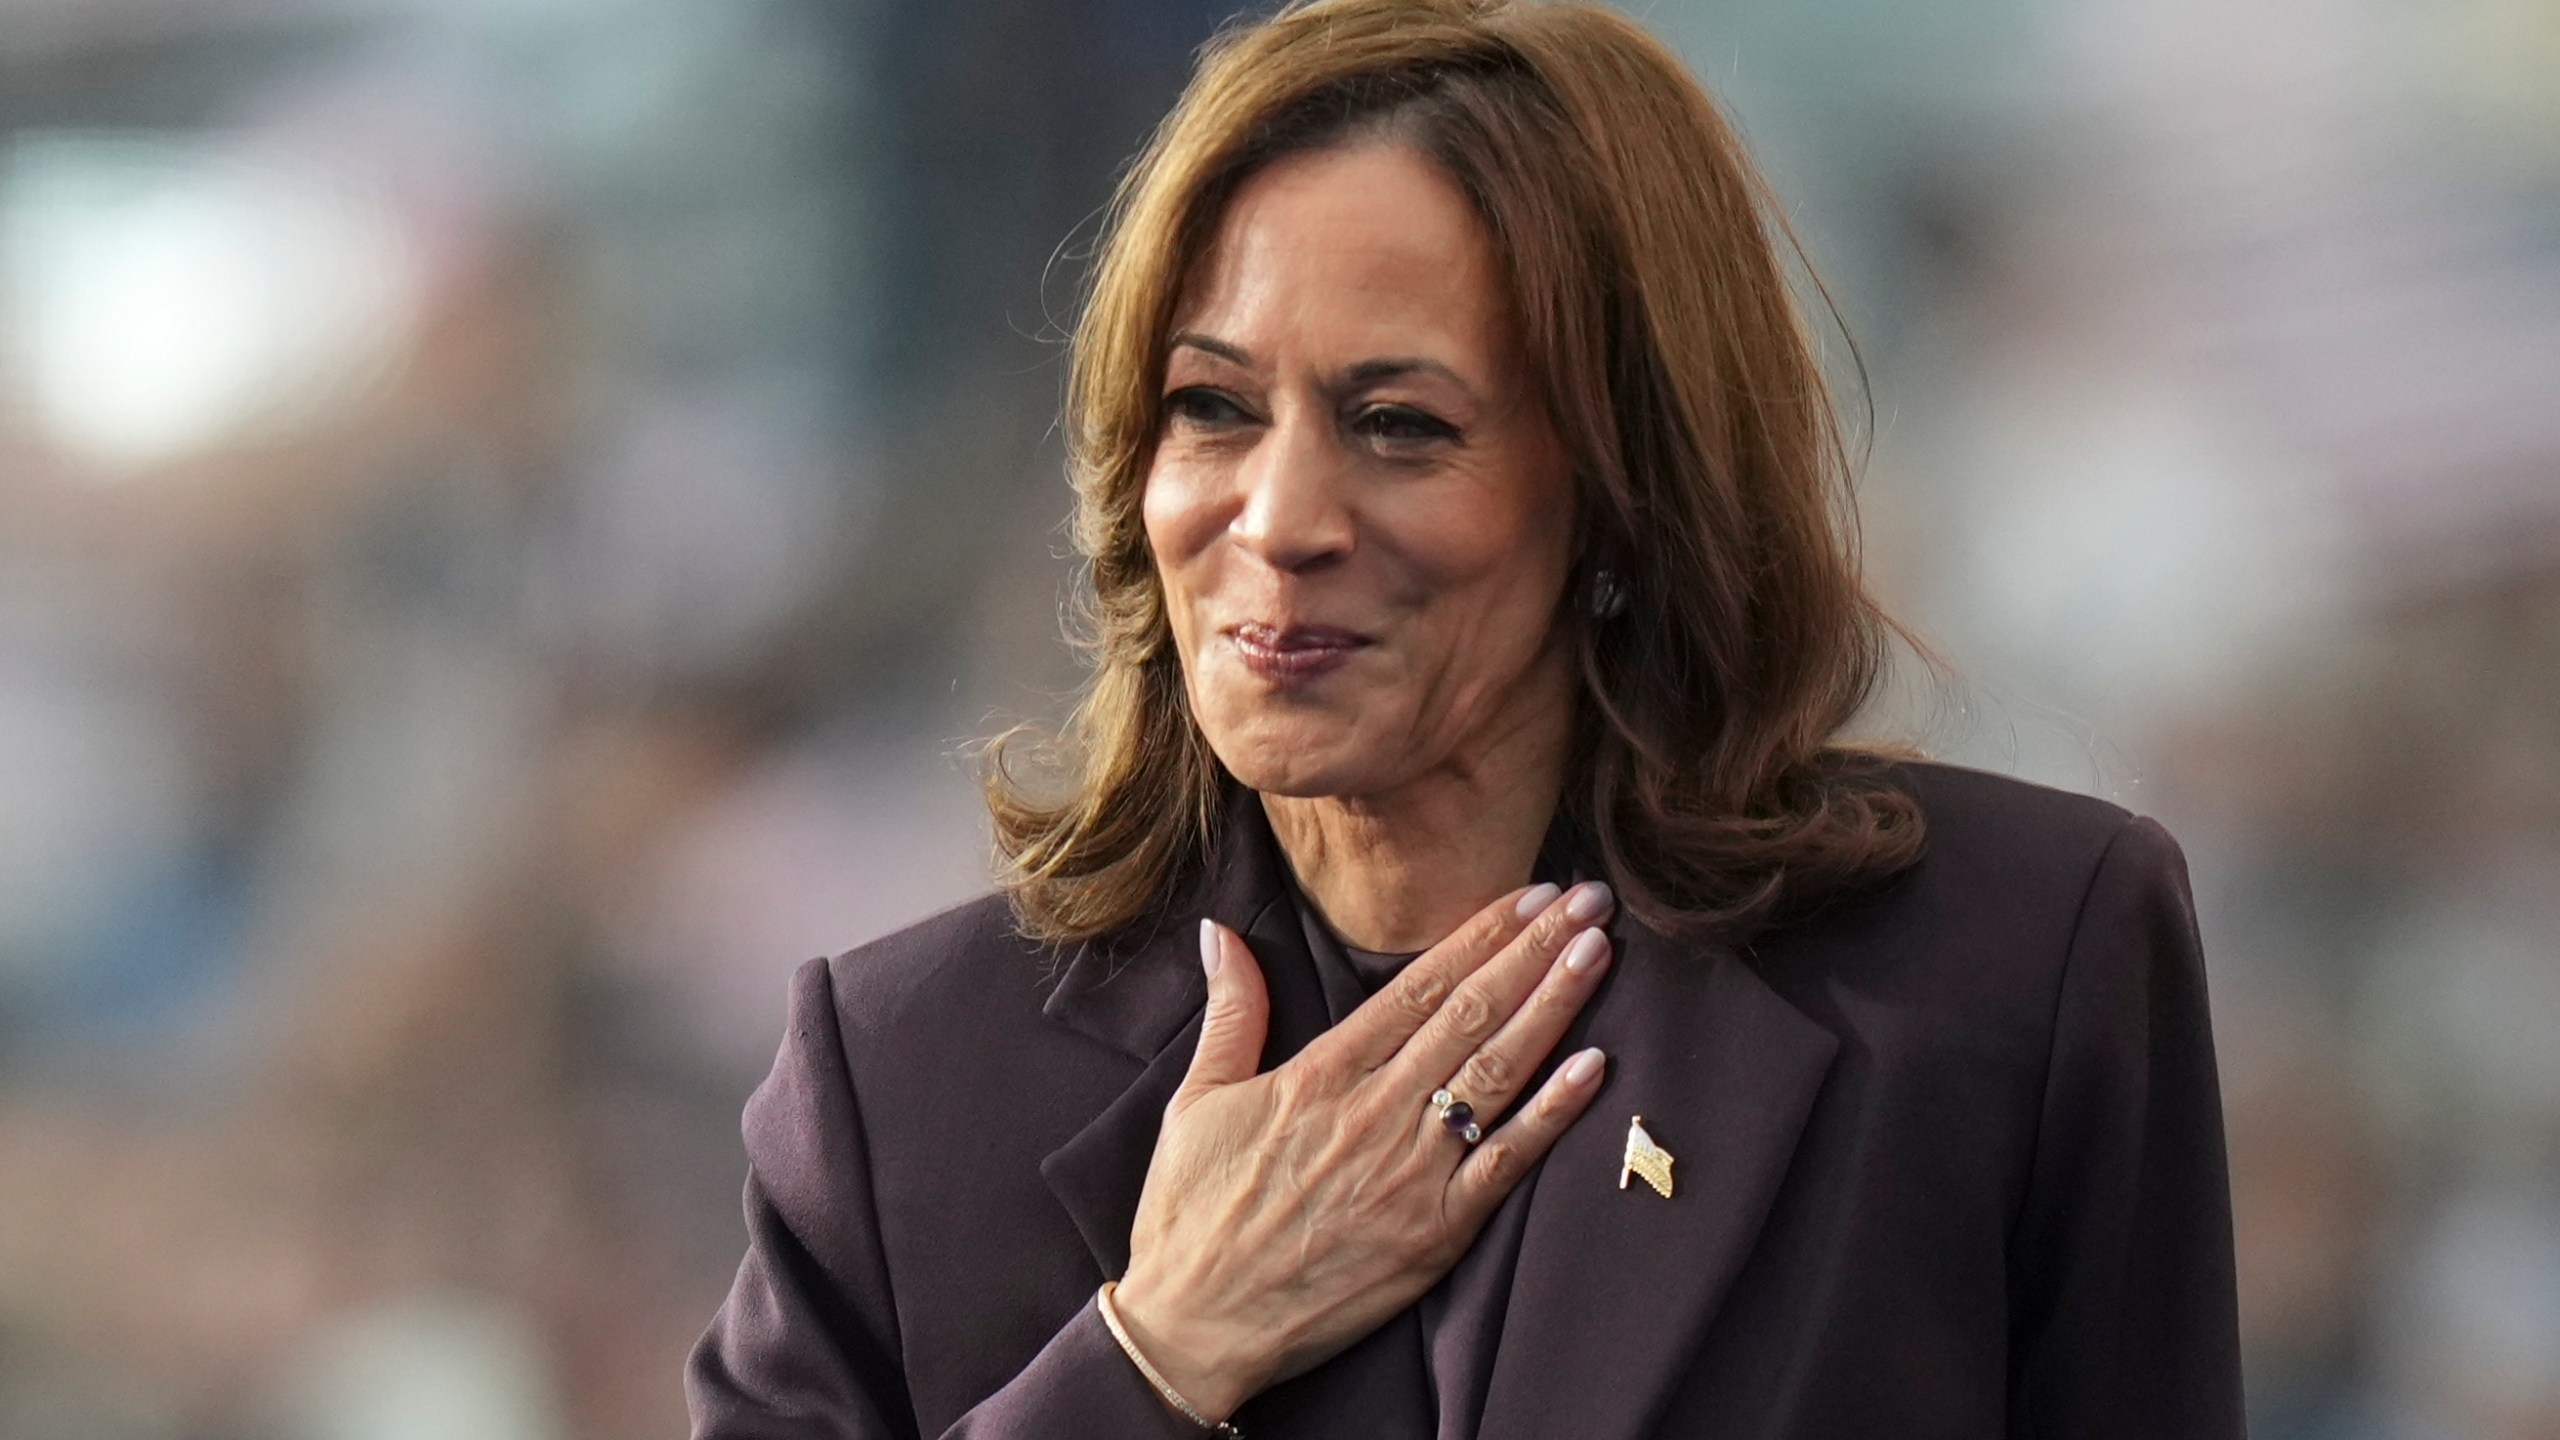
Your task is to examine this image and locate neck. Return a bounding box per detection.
[1260,651,1575,953]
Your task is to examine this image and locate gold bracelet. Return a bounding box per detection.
[1095,1281,1243,1437]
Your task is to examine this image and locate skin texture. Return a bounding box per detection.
[1113,142,1613,1424]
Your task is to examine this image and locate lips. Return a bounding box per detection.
[1224,621,1374,683]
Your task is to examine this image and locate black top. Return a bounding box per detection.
[685,762,2244,1440]
[1332,934,1419,998]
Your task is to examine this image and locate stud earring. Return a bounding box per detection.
[1590,568,1630,620]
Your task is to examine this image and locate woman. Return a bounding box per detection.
[687,1,2243,1436]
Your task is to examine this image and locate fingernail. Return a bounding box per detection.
[1199,918,1222,981]
[1564,881,1614,925]
[1561,927,1611,976]
[1513,882,1562,921]
[1562,1048,1606,1086]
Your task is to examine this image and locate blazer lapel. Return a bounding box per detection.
[1478,922,1839,1440]
[1038,790,1313,1278]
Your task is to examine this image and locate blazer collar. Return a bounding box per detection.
[1039,784,1289,1066]
[1036,794,1839,1440]
[1039,785,1306,1276]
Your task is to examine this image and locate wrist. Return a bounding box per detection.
[1104,1274,1264,1423]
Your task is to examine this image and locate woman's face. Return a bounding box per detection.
[1144,141,1578,802]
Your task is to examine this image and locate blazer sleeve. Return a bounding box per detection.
[685,957,1210,1440]
[2005,816,2245,1439]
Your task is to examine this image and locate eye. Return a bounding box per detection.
[1353,404,1459,445]
[1163,386,1254,429]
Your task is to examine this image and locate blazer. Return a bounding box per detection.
[685,761,2245,1438]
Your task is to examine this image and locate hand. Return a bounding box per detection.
[1110,880,1617,1421]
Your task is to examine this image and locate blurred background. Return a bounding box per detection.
[0,0,2553,1435]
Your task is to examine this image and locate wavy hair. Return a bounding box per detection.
[986,0,1923,944]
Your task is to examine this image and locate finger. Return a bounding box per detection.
[1177,919,1269,1098]
[1448,1046,1608,1219]
[1379,880,1613,1095]
[1431,925,1613,1121]
[1310,882,1559,1073]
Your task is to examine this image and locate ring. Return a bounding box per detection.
[1431,1087,1483,1145]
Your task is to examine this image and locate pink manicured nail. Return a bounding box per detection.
[1199,918,1222,980]
[1561,927,1611,976]
[1514,883,1562,921]
[1561,1048,1606,1086]
[1563,881,1614,925]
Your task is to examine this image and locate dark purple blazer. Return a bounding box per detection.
[685,762,2244,1438]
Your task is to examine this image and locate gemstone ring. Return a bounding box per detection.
[1430,1086,1483,1145]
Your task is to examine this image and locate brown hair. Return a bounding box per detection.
[986,0,1923,944]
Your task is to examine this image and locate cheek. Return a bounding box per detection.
[1390,477,1574,628]
[1141,461,1217,641]
[1141,454,1222,567]
[1442,532,1571,660]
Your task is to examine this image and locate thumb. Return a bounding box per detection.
[1180,918,1268,1095]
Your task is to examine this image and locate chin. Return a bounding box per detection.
[1205,717,1395,800]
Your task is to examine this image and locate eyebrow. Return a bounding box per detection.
[1167,331,1475,395]
[1343,356,1468,390]
[1168,331,1252,366]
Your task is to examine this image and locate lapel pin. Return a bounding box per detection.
[1620,1115,1675,1198]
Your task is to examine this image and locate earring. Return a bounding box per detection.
[1590,568,1630,620]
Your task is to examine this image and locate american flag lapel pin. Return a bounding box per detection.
[1620,1115,1675,1198]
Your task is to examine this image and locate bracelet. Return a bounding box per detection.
[1096,1281,1244,1437]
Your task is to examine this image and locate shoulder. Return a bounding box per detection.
[1892,758,2141,865]
[811,890,1064,1045]
[1755,759,2191,1031]
[1881,759,2184,929]
[761,889,1154,1156]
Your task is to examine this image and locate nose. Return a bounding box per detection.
[1229,406,1353,574]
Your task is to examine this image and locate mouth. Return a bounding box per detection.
[1223,621,1375,684]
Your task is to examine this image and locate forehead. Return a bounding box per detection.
[1173,141,1515,367]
